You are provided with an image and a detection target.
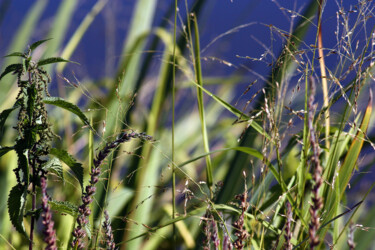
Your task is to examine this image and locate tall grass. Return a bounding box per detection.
[1,0,375,249]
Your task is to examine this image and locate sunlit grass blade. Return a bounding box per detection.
[56,0,108,73]
[103,0,157,139]
[0,0,47,104]
[338,91,372,198]
[190,14,213,192]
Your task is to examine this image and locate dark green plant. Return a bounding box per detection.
[0,39,75,249]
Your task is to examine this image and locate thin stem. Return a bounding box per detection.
[172,0,177,246]
[318,0,330,149]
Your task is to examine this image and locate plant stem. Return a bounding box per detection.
[172,0,177,247]
[318,0,330,149]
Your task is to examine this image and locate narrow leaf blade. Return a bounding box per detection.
[0,63,22,80]
[4,52,25,58]
[0,146,14,158]
[29,38,52,51]
[37,57,75,67]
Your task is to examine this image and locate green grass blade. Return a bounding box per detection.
[190,14,213,191]
[0,0,47,103]
[43,0,76,60]
[338,91,372,198]
[103,0,157,139]
[56,0,108,73]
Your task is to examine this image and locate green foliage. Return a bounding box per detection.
[1,1,375,249]
[7,184,28,237]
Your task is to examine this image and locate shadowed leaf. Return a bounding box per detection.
[50,148,83,190]
[7,184,28,237]
[0,63,22,80]
[43,97,91,129]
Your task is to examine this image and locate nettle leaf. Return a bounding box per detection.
[50,148,83,190]
[43,97,92,130]
[4,52,26,58]
[0,63,23,80]
[37,57,76,67]
[29,38,52,51]
[0,99,22,136]
[8,184,28,237]
[0,146,14,158]
[43,157,64,181]
[48,200,78,217]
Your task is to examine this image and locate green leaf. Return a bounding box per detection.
[7,184,28,237]
[29,38,52,51]
[43,97,92,129]
[0,63,22,80]
[43,157,64,181]
[191,14,213,188]
[338,91,373,198]
[0,0,47,103]
[50,148,83,190]
[0,99,21,136]
[48,200,78,217]
[37,57,75,67]
[0,146,14,158]
[4,52,25,58]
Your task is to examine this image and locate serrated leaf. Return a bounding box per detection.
[7,184,28,237]
[48,200,78,217]
[43,97,92,129]
[0,63,22,80]
[4,52,26,58]
[29,38,52,51]
[0,99,21,135]
[49,148,83,190]
[43,157,64,181]
[37,57,76,67]
[0,146,14,158]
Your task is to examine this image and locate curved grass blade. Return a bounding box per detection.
[56,0,108,73]
[190,14,213,190]
[338,91,372,198]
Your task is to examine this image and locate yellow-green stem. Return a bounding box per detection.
[318,0,330,149]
